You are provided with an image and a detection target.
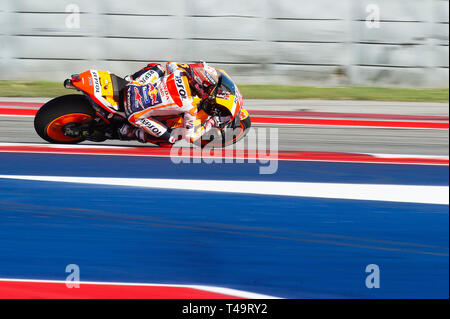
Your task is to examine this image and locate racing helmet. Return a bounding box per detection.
[187,62,219,99]
[202,69,244,129]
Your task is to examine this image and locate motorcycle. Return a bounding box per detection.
[34,69,252,148]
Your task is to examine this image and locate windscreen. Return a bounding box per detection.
[216,72,237,96]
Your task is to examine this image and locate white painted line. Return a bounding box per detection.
[0,175,447,205]
[0,278,280,299]
[0,114,34,118]
[369,153,449,160]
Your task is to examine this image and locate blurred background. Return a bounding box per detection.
[0,0,448,87]
[0,0,448,300]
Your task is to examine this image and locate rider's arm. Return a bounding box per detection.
[183,106,216,144]
[166,62,190,75]
[126,63,166,84]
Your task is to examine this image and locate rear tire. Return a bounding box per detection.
[34,94,95,144]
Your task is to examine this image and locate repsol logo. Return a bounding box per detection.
[138,118,163,137]
[175,76,187,100]
[92,71,101,94]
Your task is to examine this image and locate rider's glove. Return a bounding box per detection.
[203,116,218,131]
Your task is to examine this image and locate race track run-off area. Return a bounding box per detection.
[0,99,448,299]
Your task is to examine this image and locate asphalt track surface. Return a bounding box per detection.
[0,98,448,155]
[0,98,448,299]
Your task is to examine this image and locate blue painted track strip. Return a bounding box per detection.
[0,153,448,298]
[0,153,448,185]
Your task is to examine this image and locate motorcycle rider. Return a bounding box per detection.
[118,61,225,146]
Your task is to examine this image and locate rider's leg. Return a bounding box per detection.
[122,84,175,144]
[129,115,175,144]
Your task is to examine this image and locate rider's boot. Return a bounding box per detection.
[142,129,177,147]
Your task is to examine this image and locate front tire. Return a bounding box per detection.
[196,116,252,148]
[34,94,95,144]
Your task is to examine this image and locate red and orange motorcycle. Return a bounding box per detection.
[34,69,251,148]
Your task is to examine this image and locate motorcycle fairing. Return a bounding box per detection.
[71,70,126,117]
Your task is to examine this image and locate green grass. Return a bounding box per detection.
[0,81,448,102]
[239,85,449,103]
[0,81,69,98]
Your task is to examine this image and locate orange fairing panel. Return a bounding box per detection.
[71,70,95,96]
[71,70,122,115]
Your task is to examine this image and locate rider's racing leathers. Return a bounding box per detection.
[121,62,217,145]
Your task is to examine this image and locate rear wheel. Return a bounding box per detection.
[34,94,95,144]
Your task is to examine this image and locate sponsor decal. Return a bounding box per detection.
[126,88,132,113]
[142,86,151,104]
[142,84,162,106]
[149,85,162,105]
[175,76,187,101]
[91,71,101,94]
[88,77,92,86]
[138,70,157,84]
[137,118,164,137]
[160,81,171,101]
[134,87,144,109]
[216,91,230,100]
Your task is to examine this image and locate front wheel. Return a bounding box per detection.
[196,115,252,148]
[34,94,95,144]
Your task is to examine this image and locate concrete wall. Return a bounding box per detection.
[0,0,448,87]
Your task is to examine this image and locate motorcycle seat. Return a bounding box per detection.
[110,74,129,111]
